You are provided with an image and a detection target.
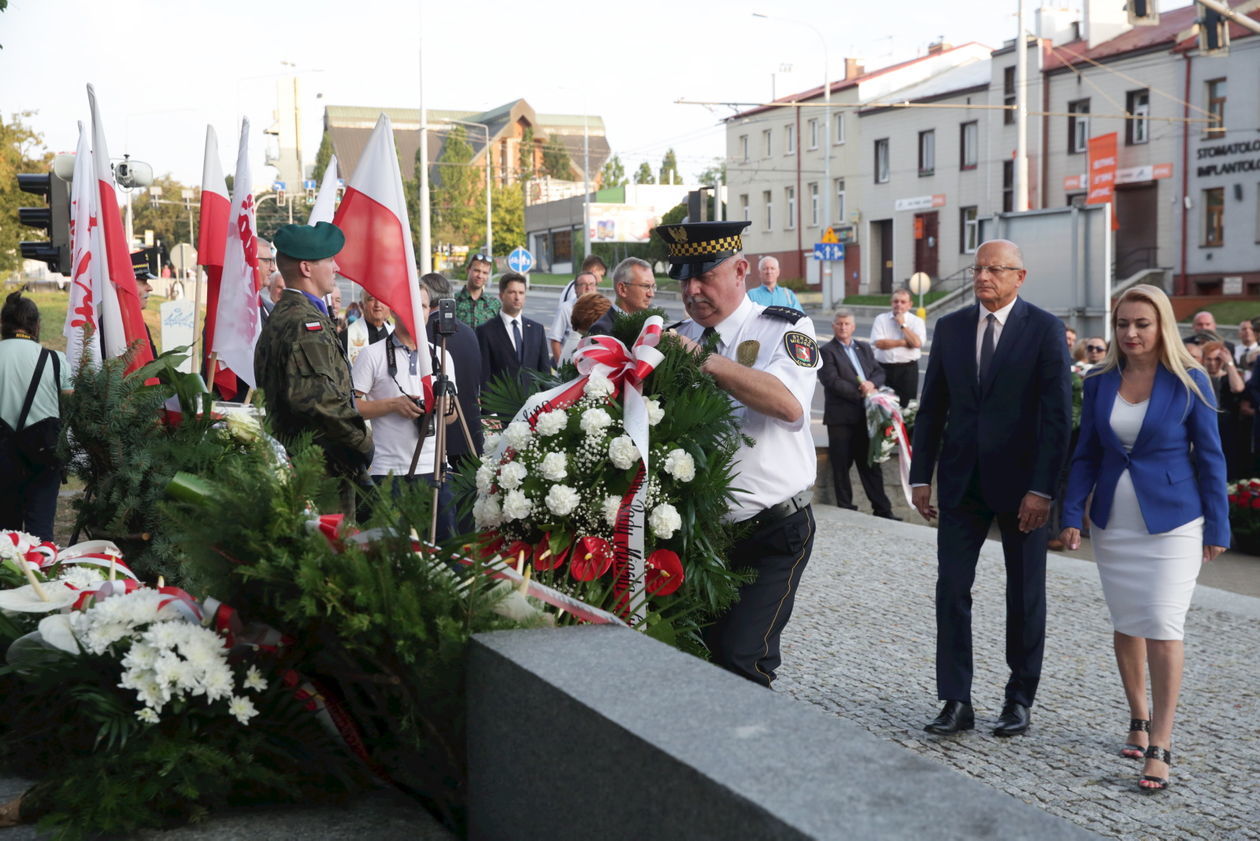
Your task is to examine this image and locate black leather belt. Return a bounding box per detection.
[740,490,812,532]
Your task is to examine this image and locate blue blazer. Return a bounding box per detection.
[909,298,1072,512]
[1063,365,1230,548]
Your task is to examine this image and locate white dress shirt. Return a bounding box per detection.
[498,310,524,353]
[975,298,1019,368]
[870,310,925,364]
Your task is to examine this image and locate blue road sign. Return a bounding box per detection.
[507,246,535,273]
[303,179,317,190]
[813,242,845,261]
[273,181,286,192]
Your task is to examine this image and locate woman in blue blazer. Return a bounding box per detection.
[1059,285,1228,794]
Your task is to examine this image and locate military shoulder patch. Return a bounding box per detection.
[783,331,819,367]
[304,321,324,332]
[761,305,805,322]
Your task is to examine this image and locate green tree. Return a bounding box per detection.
[658,148,683,185]
[599,154,627,189]
[698,160,726,187]
[312,130,335,181]
[540,134,574,180]
[491,182,524,254]
[131,175,198,254]
[431,125,482,246]
[518,127,538,183]
[633,161,655,185]
[0,111,54,276]
[645,201,688,264]
[254,191,292,240]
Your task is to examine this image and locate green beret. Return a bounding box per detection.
[273,221,345,261]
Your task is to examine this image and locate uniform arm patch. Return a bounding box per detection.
[784,331,819,367]
[761,305,805,322]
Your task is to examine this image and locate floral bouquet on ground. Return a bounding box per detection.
[864,389,916,505]
[1226,478,1260,555]
[466,310,748,653]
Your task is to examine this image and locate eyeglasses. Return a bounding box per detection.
[1086,344,1106,353]
[966,265,1023,277]
[626,282,657,292]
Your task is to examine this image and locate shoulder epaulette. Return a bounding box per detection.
[761,305,805,322]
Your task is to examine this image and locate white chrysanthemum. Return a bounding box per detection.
[56,565,105,590]
[579,408,613,436]
[584,372,615,398]
[603,495,623,526]
[228,695,259,725]
[545,484,581,516]
[540,452,568,481]
[535,410,568,437]
[645,398,665,427]
[663,448,696,482]
[475,463,496,493]
[503,421,533,451]
[608,436,640,470]
[482,430,502,452]
[497,460,528,490]
[501,489,533,521]
[135,707,160,724]
[473,495,503,529]
[244,665,268,693]
[649,503,682,540]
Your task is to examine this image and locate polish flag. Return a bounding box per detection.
[87,84,153,374]
[63,122,115,375]
[210,119,261,389]
[333,114,430,377]
[307,155,339,225]
[197,125,237,398]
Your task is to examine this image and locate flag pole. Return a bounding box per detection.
[417,10,432,275]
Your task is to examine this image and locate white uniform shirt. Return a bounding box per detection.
[345,317,393,366]
[675,297,820,521]
[869,310,925,364]
[350,336,455,478]
[549,297,576,344]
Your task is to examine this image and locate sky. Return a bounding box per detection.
[0,0,1186,191]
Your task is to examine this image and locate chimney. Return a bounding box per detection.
[927,39,952,55]
[844,58,865,80]
[1082,0,1129,48]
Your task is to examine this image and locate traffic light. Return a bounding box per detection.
[1199,4,1229,54]
[17,171,71,275]
[1127,0,1159,25]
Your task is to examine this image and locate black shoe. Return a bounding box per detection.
[993,701,1031,736]
[925,700,974,735]
[874,512,903,521]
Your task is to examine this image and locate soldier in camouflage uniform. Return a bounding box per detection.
[254,222,372,508]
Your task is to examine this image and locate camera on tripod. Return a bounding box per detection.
[435,297,457,336]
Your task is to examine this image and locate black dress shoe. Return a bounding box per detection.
[993,701,1031,736]
[875,512,903,521]
[924,700,975,734]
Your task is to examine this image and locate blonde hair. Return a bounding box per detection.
[1089,284,1211,407]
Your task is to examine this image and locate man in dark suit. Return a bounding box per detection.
[818,310,898,520]
[477,271,551,389]
[587,257,656,336]
[910,239,1071,738]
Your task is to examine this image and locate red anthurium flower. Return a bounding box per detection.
[1251,496,1260,510]
[570,536,613,581]
[533,533,569,571]
[474,535,505,561]
[644,549,685,596]
[505,541,533,569]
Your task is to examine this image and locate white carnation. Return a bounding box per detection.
[482,430,502,452]
[244,665,268,693]
[540,452,568,481]
[645,398,665,427]
[649,503,682,540]
[603,494,623,526]
[503,421,533,451]
[497,460,528,490]
[472,495,503,529]
[502,489,534,521]
[663,448,696,482]
[608,435,640,470]
[535,409,568,436]
[475,463,496,493]
[584,372,616,398]
[579,408,613,436]
[228,695,259,725]
[545,484,581,516]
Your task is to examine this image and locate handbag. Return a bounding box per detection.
[0,348,62,469]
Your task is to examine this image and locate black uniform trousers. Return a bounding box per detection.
[880,360,919,409]
[703,505,815,688]
[827,423,893,516]
[935,470,1047,709]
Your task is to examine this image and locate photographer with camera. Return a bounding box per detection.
[421,272,483,459]
[350,284,459,539]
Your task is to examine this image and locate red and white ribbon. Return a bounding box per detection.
[866,390,914,507]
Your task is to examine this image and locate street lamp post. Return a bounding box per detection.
[440,118,493,261]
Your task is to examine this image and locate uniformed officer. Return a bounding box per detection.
[254,222,372,510]
[662,219,821,688]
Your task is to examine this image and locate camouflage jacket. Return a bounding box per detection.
[254,290,372,475]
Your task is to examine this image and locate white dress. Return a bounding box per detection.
[1091,396,1203,640]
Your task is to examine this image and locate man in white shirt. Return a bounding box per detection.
[548,270,599,363]
[344,291,393,365]
[869,288,925,408]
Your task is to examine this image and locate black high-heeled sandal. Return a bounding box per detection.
[1139,745,1172,792]
[1121,718,1149,759]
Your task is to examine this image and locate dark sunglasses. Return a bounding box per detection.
[1086,344,1106,352]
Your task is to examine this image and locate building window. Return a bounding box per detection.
[763,189,773,231]
[874,138,890,184]
[1068,99,1090,154]
[834,112,845,144]
[785,186,797,229]
[1003,66,1016,125]
[834,178,846,224]
[808,182,820,226]
[739,135,749,162]
[1207,78,1226,138]
[1067,192,1087,208]
[960,206,979,253]
[762,129,772,157]
[960,121,978,169]
[1203,187,1224,246]
[918,130,936,176]
[807,118,819,150]
[1125,90,1149,145]
[785,124,796,155]
[552,229,572,263]
[740,193,750,222]
[1002,161,1014,212]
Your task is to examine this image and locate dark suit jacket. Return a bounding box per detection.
[909,298,1071,512]
[428,312,483,458]
[477,314,550,387]
[1064,365,1229,547]
[819,338,885,426]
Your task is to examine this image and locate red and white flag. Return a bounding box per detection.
[63,122,114,375]
[210,119,261,389]
[197,125,238,397]
[333,114,430,378]
[87,84,154,374]
[307,154,339,225]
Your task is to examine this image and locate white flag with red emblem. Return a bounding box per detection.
[63,122,115,375]
[307,155,339,225]
[197,125,239,397]
[210,119,261,389]
[332,114,430,377]
[87,84,153,373]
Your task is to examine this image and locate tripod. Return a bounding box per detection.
[406,329,476,544]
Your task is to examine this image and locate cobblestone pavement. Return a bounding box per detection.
[778,504,1260,841]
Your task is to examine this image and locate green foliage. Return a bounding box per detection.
[491,181,524,253]
[540,134,574,180]
[633,161,655,185]
[254,191,292,241]
[645,201,688,264]
[1,111,54,277]
[313,130,335,182]
[518,127,538,183]
[131,175,198,254]
[599,153,627,188]
[432,125,484,249]
[658,148,683,185]
[697,160,726,187]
